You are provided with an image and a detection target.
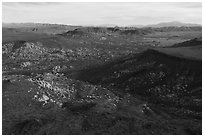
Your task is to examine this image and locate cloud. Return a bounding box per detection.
[172,2,202,9]
[3,2,61,7]
[2,2,202,26]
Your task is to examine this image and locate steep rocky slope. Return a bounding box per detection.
[73,49,202,120]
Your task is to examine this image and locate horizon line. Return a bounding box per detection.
[2,21,202,27]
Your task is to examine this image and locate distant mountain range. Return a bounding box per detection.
[128,21,201,28]
[2,22,75,28]
[3,21,201,28]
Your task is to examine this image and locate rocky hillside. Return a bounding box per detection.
[171,37,202,47]
[73,49,202,120]
[2,25,202,135]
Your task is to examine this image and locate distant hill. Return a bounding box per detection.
[129,21,201,28]
[2,23,78,34]
[3,21,201,29]
[2,22,71,28]
[171,37,202,48]
[145,21,201,28]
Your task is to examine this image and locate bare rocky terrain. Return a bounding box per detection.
[2,23,202,135]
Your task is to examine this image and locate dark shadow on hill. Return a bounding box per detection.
[170,37,202,48]
[69,49,202,120]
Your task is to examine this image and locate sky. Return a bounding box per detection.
[2,2,202,26]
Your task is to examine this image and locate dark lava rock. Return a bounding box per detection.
[62,101,97,114]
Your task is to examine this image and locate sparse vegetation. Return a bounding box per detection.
[2,23,202,135]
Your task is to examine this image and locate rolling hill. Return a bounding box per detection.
[2,23,202,135]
